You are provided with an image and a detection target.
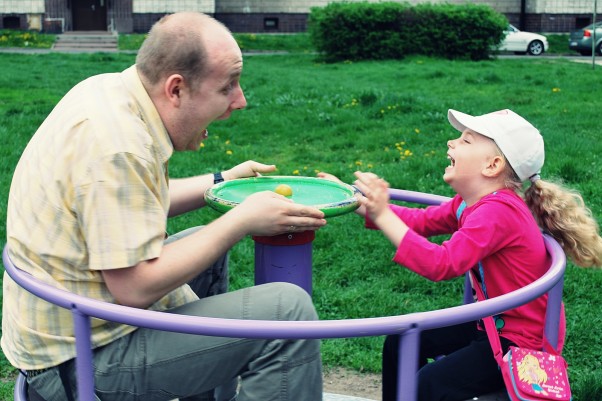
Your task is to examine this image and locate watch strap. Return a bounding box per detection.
[213,172,224,184]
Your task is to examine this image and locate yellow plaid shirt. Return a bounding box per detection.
[2,65,198,370]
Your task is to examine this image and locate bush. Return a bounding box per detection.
[308,2,508,61]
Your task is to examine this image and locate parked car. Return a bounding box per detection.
[569,22,602,55]
[498,24,548,56]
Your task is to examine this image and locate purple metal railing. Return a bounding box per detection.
[4,189,566,401]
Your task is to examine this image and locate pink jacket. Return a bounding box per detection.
[366,189,566,351]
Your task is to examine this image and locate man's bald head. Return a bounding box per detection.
[136,12,234,92]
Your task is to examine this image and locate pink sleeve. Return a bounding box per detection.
[365,196,463,237]
[392,199,520,282]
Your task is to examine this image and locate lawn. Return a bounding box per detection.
[1,47,601,399]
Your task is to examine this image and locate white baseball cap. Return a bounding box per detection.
[447,109,544,182]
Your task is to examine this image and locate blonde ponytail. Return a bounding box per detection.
[525,179,602,268]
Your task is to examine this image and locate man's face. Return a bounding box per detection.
[173,34,247,151]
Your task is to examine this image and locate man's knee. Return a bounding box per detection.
[264,282,317,321]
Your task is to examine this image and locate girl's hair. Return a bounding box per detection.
[501,163,602,267]
[492,140,602,268]
[524,179,602,267]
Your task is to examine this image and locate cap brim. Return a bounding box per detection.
[447,109,495,141]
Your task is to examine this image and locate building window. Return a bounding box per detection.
[576,17,591,29]
[264,17,278,30]
[3,16,21,29]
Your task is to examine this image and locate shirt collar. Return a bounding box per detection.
[121,65,173,164]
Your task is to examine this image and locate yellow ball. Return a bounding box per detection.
[274,184,293,197]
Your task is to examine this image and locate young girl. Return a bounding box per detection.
[319,108,602,401]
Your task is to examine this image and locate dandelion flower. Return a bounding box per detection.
[226,150,233,155]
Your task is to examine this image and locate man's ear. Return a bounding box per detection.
[164,74,184,107]
[483,155,506,178]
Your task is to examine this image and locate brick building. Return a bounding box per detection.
[0,0,600,34]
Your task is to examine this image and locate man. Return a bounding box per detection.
[2,12,325,401]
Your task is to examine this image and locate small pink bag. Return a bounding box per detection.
[470,271,572,401]
[500,346,571,401]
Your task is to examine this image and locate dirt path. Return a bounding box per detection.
[323,367,381,400]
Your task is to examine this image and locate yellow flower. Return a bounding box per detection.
[367,164,373,169]
[225,140,231,145]
[552,87,561,93]
[355,160,362,166]
[226,150,233,155]
[414,128,420,134]
[293,169,300,175]
[199,143,205,149]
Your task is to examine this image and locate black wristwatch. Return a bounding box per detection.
[213,172,224,184]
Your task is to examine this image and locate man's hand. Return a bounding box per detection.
[231,191,327,236]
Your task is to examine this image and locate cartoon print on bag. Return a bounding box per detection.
[517,354,549,396]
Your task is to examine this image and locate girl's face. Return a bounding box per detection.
[444,129,502,192]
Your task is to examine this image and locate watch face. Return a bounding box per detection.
[214,172,224,184]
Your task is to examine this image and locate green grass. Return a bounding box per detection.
[120,32,315,53]
[1,49,602,399]
[1,31,314,53]
[0,29,55,48]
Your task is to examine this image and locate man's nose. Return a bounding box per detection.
[233,89,247,110]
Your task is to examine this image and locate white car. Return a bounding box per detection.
[498,24,548,56]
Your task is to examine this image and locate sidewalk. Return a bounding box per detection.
[325,393,376,401]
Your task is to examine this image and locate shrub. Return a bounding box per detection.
[308,2,508,61]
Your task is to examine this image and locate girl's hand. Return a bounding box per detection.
[318,172,367,217]
[316,172,343,184]
[353,171,390,222]
[224,160,277,180]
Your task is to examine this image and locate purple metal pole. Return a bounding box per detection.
[72,310,96,401]
[253,231,315,295]
[543,236,566,350]
[463,274,474,304]
[397,327,420,401]
[388,188,450,206]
